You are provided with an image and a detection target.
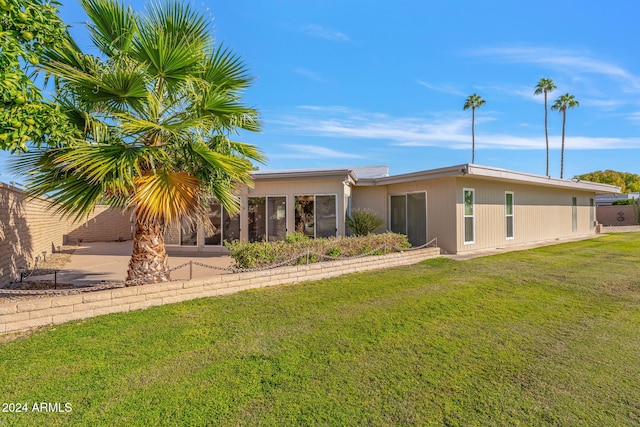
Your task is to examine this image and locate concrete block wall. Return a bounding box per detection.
[0,183,132,286]
[63,207,133,244]
[597,205,639,226]
[0,247,440,334]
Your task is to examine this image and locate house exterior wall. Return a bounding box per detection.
[350,186,388,233]
[454,178,597,253]
[383,177,457,253]
[244,178,349,238]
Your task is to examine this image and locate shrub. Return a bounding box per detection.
[225,233,410,269]
[346,209,384,236]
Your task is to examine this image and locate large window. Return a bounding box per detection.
[390,192,427,246]
[295,195,337,238]
[248,196,287,242]
[505,192,514,240]
[204,201,240,246]
[464,188,475,244]
[164,219,197,246]
[572,197,578,232]
[165,201,240,247]
[590,198,595,230]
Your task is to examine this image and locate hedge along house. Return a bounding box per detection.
[164,164,619,255]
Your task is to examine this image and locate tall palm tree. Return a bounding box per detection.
[463,93,485,164]
[551,93,579,179]
[534,78,556,176]
[12,0,265,284]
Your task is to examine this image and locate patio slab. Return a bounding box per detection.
[26,241,233,287]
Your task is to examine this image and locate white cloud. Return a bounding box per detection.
[272,144,364,160]
[302,24,349,41]
[272,105,640,151]
[292,67,327,83]
[416,80,466,97]
[471,46,640,93]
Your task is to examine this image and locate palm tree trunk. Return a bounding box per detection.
[471,107,475,164]
[544,92,549,176]
[126,216,170,285]
[560,110,566,179]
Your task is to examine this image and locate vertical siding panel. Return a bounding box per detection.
[455,178,597,253]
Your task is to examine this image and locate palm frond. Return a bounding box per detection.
[43,57,149,112]
[188,140,255,184]
[201,45,253,90]
[132,170,202,225]
[132,1,210,90]
[80,0,138,57]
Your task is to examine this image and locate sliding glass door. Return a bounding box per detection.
[389,192,427,246]
[295,195,337,238]
[204,201,240,246]
[248,196,287,242]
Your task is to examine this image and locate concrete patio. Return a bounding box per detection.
[25,241,233,287]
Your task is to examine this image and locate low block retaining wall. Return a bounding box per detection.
[0,247,440,335]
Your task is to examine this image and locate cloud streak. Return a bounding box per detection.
[272,106,640,151]
[271,144,365,160]
[472,46,640,93]
[302,24,349,41]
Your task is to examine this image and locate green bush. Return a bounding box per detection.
[225,233,410,269]
[345,209,385,236]
[612,199,639,205]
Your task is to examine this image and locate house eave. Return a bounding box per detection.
[251,168,357,184]
[356,163,619,194]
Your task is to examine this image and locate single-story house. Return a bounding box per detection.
[165,164,620,254]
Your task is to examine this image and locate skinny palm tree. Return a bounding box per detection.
[534,78,556,176]
[463,93,485,164]
[551,93,579,179]
[12,0,265,283]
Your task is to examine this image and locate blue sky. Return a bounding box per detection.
[2,0,640,183]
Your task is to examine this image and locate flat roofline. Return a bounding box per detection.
[365,163,620,194]
[252,168,357,183]
[249,163,620,194]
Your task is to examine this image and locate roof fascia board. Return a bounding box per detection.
[252,169,356,183]
[465,164,620,194]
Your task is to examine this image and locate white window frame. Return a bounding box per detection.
[590,198,595,230]
[247,195,288,242]
[294,193,338,238]
[463,188,475,245]
[505,191,514,240]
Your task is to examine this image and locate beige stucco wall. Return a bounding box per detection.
[383,177,458,252]
[454,178,597,253]
[350,186,388,233]
[0,183,132,286]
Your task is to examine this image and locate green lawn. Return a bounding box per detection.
[1,234,640,426]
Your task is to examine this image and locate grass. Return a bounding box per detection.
[1,233,640,426]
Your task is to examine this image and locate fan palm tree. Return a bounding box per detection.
[463,93,485,163]
[534,78,556,176]
[551,93,579,179]
[12,0,265,284]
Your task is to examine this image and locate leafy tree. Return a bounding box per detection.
[11,0,265,283]
[576,170,640,193]
[534,78,556,177]
[463,93,485,164]
[551,93,579,179]
[0,0,77,152]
